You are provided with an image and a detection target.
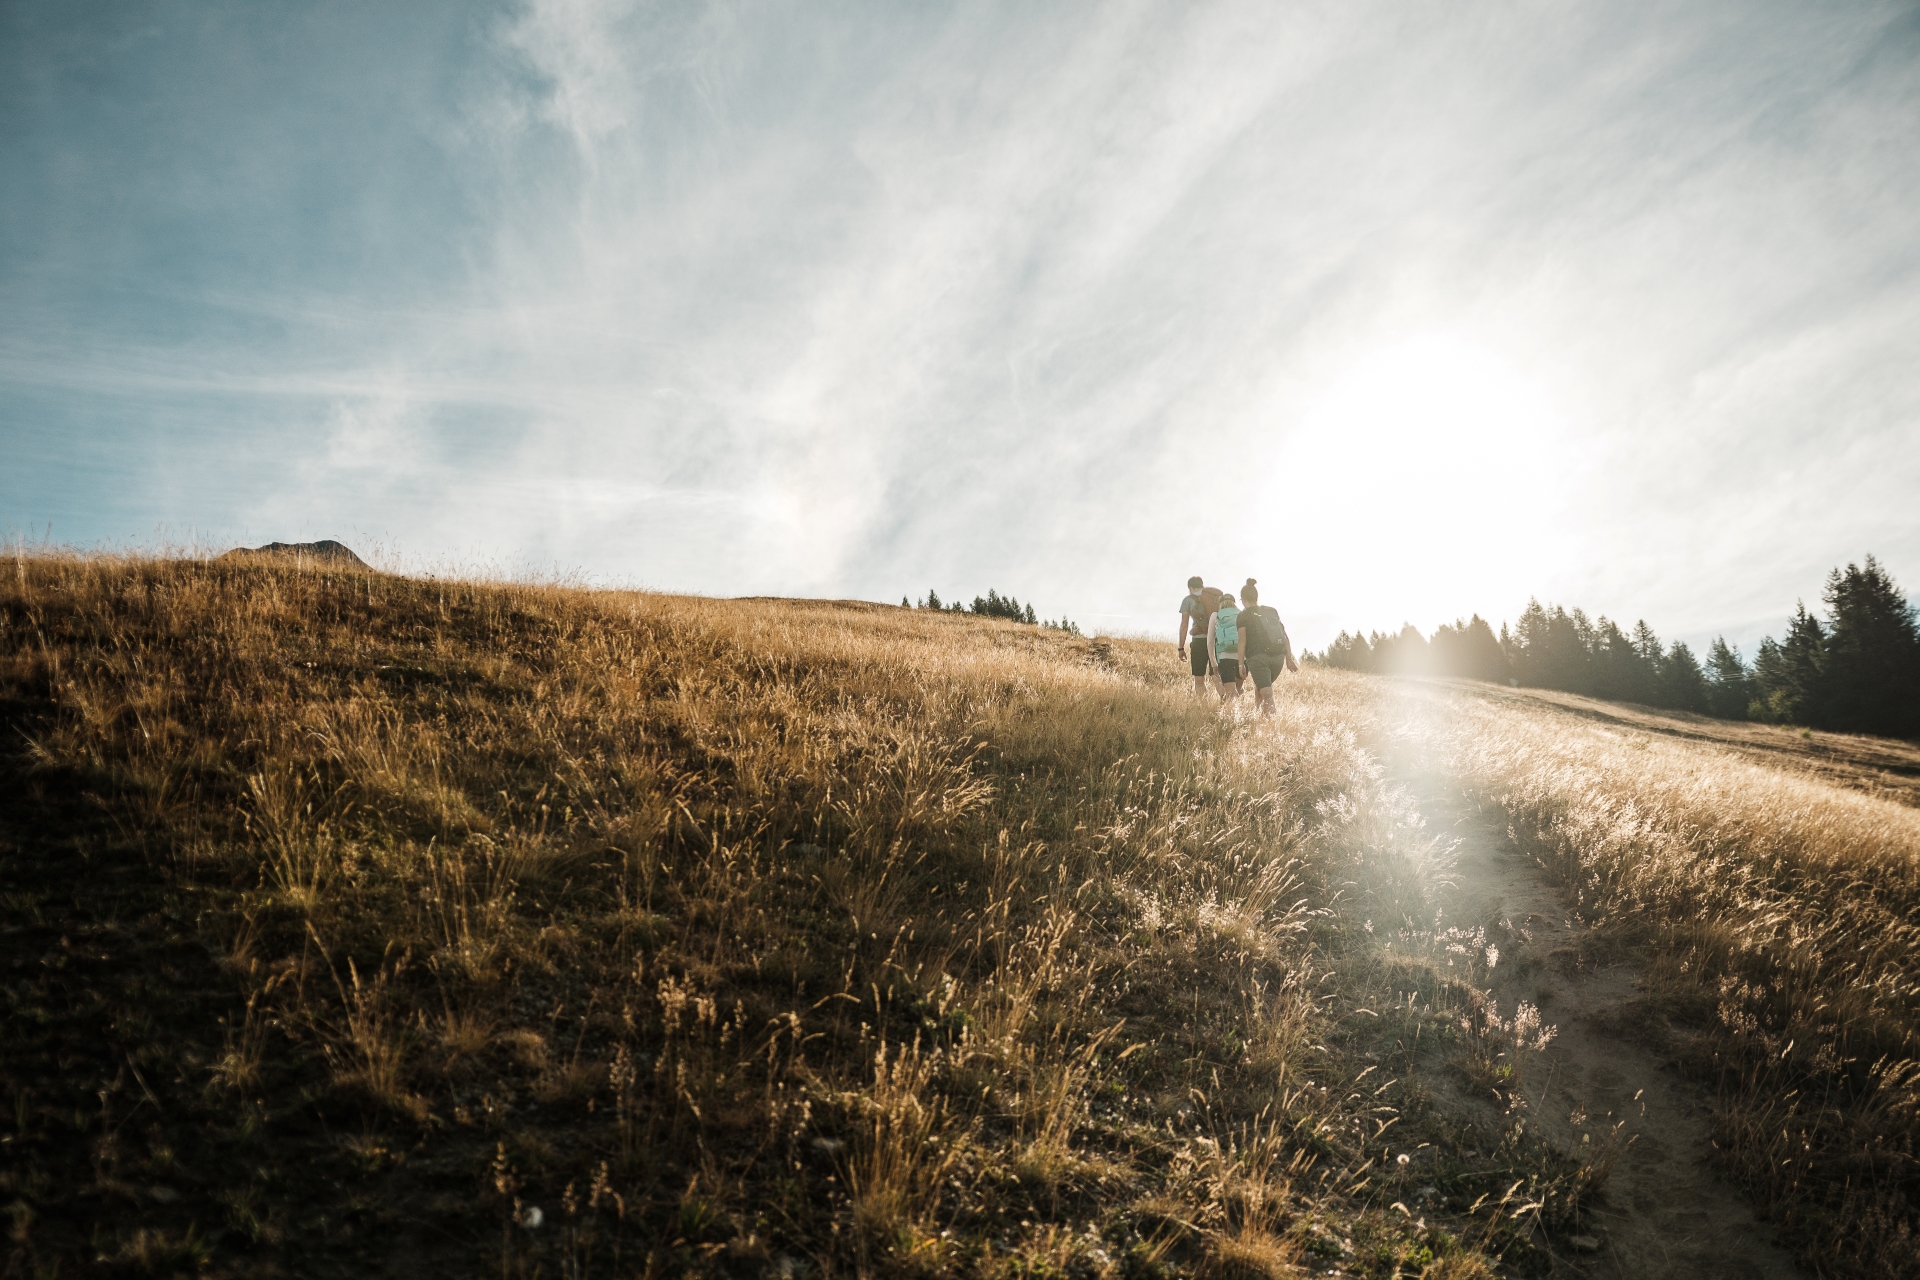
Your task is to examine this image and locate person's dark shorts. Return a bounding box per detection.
[1188,635,1210,676]
[1217,657,1241,684]
[1246,655,1277,689]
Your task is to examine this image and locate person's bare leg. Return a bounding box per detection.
[1256,686,1276,715]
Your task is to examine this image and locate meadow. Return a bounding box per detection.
[1385,679,1920,1276]
[0,553,1911,1277]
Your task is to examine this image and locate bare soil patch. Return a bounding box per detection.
[1406,772,1803,1279]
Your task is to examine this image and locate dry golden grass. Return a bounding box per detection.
[1,554,1517,1277]
[1456,681,1920,808]
[1377,674,1920,1276]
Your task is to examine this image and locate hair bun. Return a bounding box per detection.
[1244,577,1258,587]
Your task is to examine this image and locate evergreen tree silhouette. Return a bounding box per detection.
[1705,638,1752,719]
[1659,641,1709,712]
[1507,599,1556,688]
[1631,620,1665,704]
[1316,559,1910,734]
[1544,607,1591,694]
[1751,636,1787,721]
[1590,619,1640,703]
[1758,604,1827,724]
[1820,556,1920,736]
[1461,615,1510,681]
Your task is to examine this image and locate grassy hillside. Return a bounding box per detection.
[5,555,1911,1278]
[1384,679,1920,1276]
[3,555,1549,1279]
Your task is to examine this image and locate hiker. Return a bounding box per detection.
[1209,590,1244,701]
[1234,578,1298,716]
[1177,576,1222,695]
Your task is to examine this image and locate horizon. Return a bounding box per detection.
[5,2,1917,655]
[14,530,1908,664]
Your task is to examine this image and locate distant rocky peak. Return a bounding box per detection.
[226,540,370,568]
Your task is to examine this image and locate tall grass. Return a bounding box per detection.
[1388,676,1920,1276]
[1,554,1515,1276]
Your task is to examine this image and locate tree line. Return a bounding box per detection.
[904,588,1082,635]
[1315,556,1920,738]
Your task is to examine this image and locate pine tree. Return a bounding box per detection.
[1757,604,1827,724]
[1462,615,1510,682]
[1321,631,1372,671]
[1751,636,1787,721]
[1590,618,1640,703]
[1572,609,1599,659]
[1507,599,1552,687]
[1368,629,1395,673]
[1432,617,1508,680]
[1820,556,1920,736]
[1659,641,1710,712]
[1544,607,1590,694]
[1429,621,1465,676]
[1705,638,1752,719]
[1372,624,1428,675]
[965,589,1034,622]
[1630,620,1664,705]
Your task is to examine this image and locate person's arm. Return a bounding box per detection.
[1205,612,1219,672]
[1280,617,1299,672]
[1178,607,1190,655]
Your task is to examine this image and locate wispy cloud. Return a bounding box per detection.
[3,0,1916,643]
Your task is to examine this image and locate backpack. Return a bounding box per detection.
[1213,603,1240,652]
[1241,606,1290,660]
[1189,586,1222,628]
[1239,607,1268,656]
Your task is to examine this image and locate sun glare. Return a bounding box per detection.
[1266,333,1572,629]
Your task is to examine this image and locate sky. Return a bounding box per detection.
[4,0,1918,652]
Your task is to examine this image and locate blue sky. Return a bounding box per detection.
[4,0,1918,651]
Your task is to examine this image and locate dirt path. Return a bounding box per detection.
[1405,775,1804,1280]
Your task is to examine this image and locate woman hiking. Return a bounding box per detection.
[1233,578,1298,716]
[1208,590,1244,701]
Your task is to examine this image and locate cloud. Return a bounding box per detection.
[3,0,1917,647]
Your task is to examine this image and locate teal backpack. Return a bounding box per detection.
[1213,603,1240,653]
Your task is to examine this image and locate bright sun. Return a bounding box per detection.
[1263,332,1574,630]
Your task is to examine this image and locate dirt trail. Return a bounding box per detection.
[1405,774,1804,1280]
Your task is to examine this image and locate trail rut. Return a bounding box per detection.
[1407,775,1804,1280]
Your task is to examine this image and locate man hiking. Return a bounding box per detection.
[1232,578,1298,716]
[1177,576,1222,695]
